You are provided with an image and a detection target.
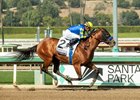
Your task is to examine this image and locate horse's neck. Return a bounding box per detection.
[83,37,100,59]
[89,37,100,51]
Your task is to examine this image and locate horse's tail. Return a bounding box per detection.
[16,45,38,61]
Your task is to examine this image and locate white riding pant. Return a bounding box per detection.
[63,29,80,40]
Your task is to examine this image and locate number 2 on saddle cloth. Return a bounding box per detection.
[56,37,79,64]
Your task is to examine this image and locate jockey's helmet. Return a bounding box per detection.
[84,22,93,28]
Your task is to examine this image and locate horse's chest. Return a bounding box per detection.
[82,51,94,61]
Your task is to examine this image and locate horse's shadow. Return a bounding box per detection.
[81,67,103,82]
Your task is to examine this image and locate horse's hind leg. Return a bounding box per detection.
[40,56,57,82]
[52,57,72,84]
[41,63,57,81]
[72,64,82,80]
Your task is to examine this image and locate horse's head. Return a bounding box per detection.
[91,28,116,47]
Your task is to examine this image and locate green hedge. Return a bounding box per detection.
[0,26,140,34]
[118,26,140,33]
[94,26,140,33]
[0,27,67,34]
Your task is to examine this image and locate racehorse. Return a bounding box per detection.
[17,28,115,87]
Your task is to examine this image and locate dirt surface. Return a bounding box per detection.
[0,88,140,100]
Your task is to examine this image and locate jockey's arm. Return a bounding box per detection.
[79,28,86,39]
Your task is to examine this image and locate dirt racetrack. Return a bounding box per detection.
[0,87,140,100]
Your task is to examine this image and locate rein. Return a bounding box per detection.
[94,35,101,42]
[90,28,112,42]
[90,28,101,42]
[83,28,111,50]
[83,29,100,50]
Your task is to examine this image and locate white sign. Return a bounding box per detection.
[54,64,140,86]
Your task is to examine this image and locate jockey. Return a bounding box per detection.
[63,21,93,48]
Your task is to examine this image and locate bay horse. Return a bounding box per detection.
[17,28,115,87]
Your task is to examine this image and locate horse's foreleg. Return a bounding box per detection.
[86,63,99,87]
[90,64,99,87]
[73,64,82,80]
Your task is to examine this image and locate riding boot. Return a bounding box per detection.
[67,38,79,48]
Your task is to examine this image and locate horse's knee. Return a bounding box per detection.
[95,68,99,74]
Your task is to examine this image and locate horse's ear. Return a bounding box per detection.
[90,28,97,34]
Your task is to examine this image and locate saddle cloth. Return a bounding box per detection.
[56,37,78,57]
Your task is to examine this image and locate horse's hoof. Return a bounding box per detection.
[65,75,72,85]
[66,75,72,82]
[68,81,72,85]
[54,80,58,86]
[89,81,95,88]
[89,83,94,88]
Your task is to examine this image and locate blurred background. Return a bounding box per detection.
[0,0,140,39]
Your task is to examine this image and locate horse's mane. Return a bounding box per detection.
[90,28,97,35]
[82,27,109,44]
[88,28,100,38]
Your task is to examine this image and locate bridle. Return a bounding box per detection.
[92,28,113,43]
[83,28,113,50]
